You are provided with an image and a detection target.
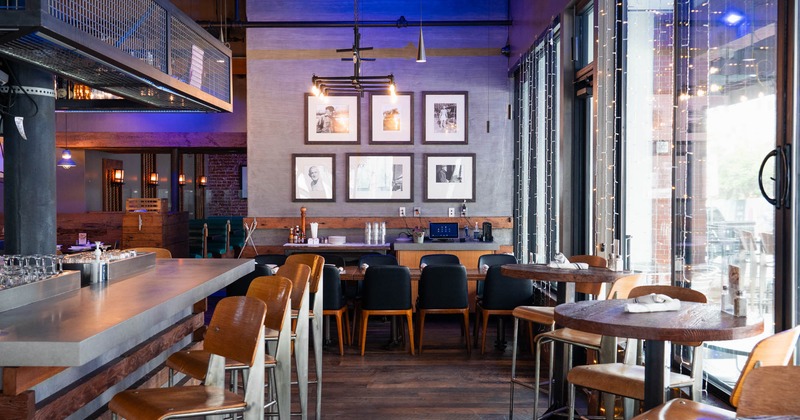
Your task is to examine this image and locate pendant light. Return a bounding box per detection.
[57,113,77,169]
[416,0,426,62]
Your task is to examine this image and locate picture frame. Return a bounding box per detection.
[424,153,476,202]
[292,154,336,202]
[422,91,468,144]
[304,93,360,144]
[369,92,414,144]
[346,153,413,202]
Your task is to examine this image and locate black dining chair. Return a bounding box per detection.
[226,263,274,296]
[416,264,470,354]
[476,253,518,304]
[419,253,460,266]
[358,253,399,267]
[321,265,350,355]
[347,253,400,341]
[254,254,287,266]
[474,265,533,354]
[355,265,415,356]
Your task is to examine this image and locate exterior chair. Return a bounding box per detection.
[474,265,532,354]
[284,253,325,420]
[510,272,642,419]
[357,265,415,355]
[321,264,350,355]
[109,296,267,420]
[419,253,460,266]
[127,247,172,258]
[566,285,708,420]
[166,276,293,418]
[416,264,471,354]
[632,327,800,420]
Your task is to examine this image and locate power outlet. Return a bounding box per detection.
[399,207,406,217]
[413,207,421,217]
[448,208,455,217]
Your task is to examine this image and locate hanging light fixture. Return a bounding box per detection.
[57,113,77,169]
[148,172,159,185]
[112,169,125,184]
[416,0,426,63]
[310,0,397,96]
[198,175,207,187]
[178,173,186,185]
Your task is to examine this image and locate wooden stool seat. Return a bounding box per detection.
[109,385,246,419]
[512,305,555,325]
[633,398,734,420]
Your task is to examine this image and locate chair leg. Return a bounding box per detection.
[360,313,370,356]
[509,317,519,419]
[473,307,481,348]
[417,311,426,354]
[405,311,416,356]
[480,310,491,354]
[568,381,576,420]
[334,311,344,356]
[343,308,351,346]
[462,310,471,354]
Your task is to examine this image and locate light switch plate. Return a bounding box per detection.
[413,207,421,217]
[448,208,455,217]
[399,207,406,217]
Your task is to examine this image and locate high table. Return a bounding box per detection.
[554,299,763,410]
[500,264,633,411]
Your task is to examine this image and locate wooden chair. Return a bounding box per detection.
[274,262,311,419]
[109,296,267,420]
[417,264,471,354]
[566,285,708,420]
[165,276,293,418]
[357,265,415,356]
[284,253,325,420]
[632,327,800,419]
[127,247,172,259]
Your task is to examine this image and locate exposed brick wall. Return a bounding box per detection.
[206,153,247,217]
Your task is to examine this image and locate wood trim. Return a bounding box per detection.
[244,216,513,230]
[2,368,66,396]
[29,313,204,420]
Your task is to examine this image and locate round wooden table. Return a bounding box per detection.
[555,299,764,410]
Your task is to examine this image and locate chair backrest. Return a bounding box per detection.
[203,296,267,367]
[276,262,311,310]
[286,254,324,293]
[730,326,800,408]
[128,247,172,259]
[362,266,411,311]
[254,254,287,266]
[477,253,517,269]
[322,265,346,310]
[206,218,231,251]
[420,253,460,266]
[736,365,800,417]
[358,253,398,266]
[606,274,644,299]
[188,220,208,258]
[417,264,468,309]
[317,253,346,268]
[570,255,608,296]
[481,265,533,309]
[629,285,706,347]
[246,276,292,332]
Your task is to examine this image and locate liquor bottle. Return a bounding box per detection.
[288,228,295,244]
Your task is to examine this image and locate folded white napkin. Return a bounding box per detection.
[480,264,489,274]
[624,293,681,313]
[547,262,589,270]
[338,266,345,274]
[360,263,369,271]
[419,263,427,271]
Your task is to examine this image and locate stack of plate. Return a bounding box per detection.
[329,236,346,245]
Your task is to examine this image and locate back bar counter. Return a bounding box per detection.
[0,257,254,419]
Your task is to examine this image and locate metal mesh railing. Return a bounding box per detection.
[170,16,231,102]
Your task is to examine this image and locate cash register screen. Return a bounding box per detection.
[429,222,459,240]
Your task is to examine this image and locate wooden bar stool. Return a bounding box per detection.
[276,262,312,420]
[109,296,267,420]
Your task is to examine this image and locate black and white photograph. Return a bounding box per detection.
[292,154,335,202]
[346,153,413,202]
[423,91,468,144]
[305,94,360,144]
[370,92,413,144]
[424,154,475,202]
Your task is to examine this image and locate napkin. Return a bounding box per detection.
[420,263,427,271]
[547,262,589,269]
[338,266,345,274]
[480,264,489,274]
[360,263,369,271]
[624,293,681,313]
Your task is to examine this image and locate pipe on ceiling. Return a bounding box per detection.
[198,17,511,29]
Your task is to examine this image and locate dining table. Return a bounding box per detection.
[554,299,764,410]
[500,264,634,411]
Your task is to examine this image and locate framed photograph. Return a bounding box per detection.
[304,94,360,144]
[369,92,413,144]
[292,154,335,202]
[422,91,468,144]
[424,153,476,202]
[346,153,413,202]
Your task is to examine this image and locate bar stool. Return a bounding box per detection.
[276,262,311,420]
[285,253,324,420]
[109,296,267,420]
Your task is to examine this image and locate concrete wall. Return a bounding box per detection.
[246,0,514,222]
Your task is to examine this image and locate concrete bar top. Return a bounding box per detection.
[0,258,253,367]
[392,241,500,251]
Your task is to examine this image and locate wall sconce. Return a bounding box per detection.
[178,173,186,185]
[148,172,159,185]
[112,169,125,184]
[198,176,207,187]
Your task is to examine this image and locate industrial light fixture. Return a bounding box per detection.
[148,172,159,185]
[57,113,77,169]
[310,0,397,96]
[178,173,186,185]
[198,175,207,186]
[112,169,125,184]
[416,0,426,62]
